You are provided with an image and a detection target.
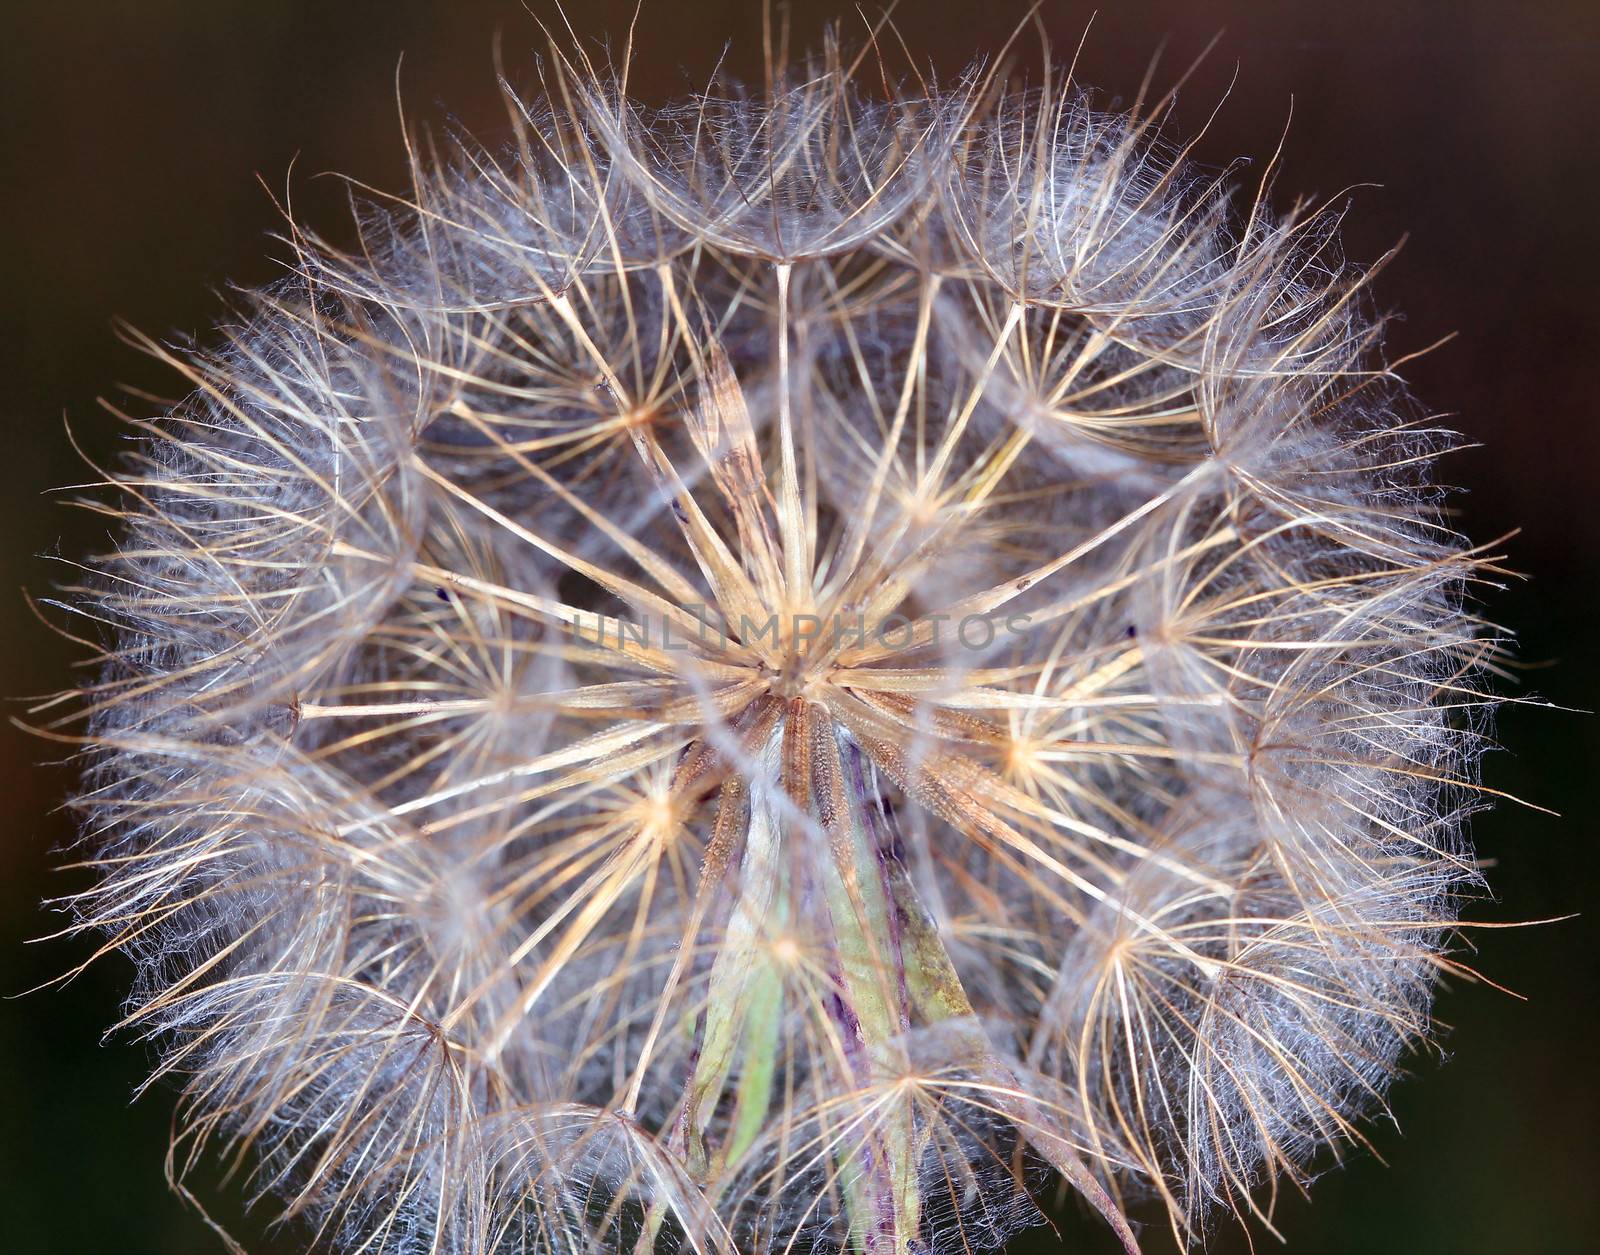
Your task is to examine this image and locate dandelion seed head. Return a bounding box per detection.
[49,26,1501,1255]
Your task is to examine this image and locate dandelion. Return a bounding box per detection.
[43,23,1502,1255]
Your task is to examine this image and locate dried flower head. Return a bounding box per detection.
[46,25,1501,1255]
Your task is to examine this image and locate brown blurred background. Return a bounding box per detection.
[2,2,1596,1252]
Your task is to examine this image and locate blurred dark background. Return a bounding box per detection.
[2,2,1595,1252]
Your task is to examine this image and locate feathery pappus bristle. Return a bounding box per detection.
[40,22,1506,1255]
